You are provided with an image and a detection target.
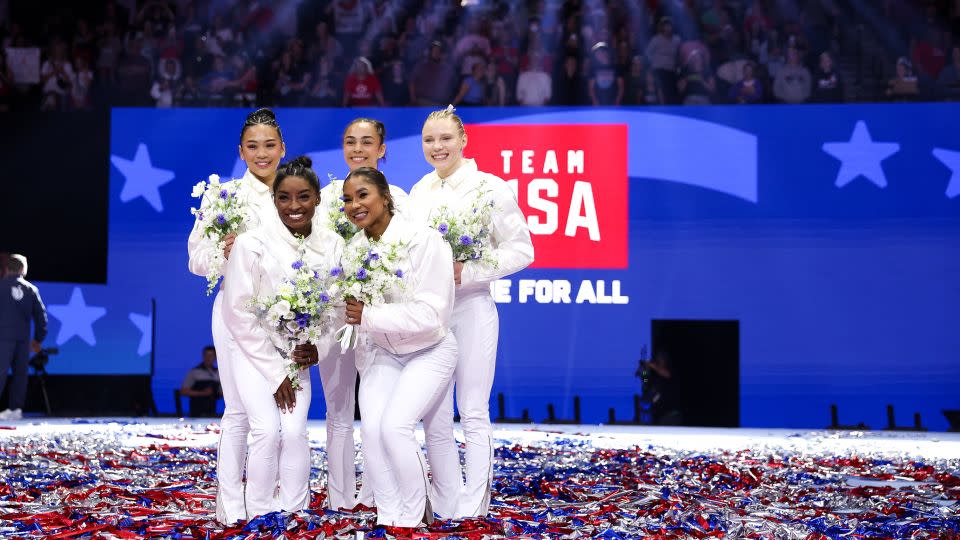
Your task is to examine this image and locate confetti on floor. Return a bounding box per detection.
[1,419,958,538]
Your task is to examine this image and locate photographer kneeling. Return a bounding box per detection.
[0,255,48,421]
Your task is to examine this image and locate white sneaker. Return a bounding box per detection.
[0,409,22,420]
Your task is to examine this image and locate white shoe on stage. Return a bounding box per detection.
[0,409,23,420]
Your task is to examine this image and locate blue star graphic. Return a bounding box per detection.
[129,312,152,356]
[111,143,175,212]
[932,148,960,199]
[822,121,900,188]
[48,287,107,346]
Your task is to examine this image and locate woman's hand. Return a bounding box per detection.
[274,377,296,413]
[292,343,319,367]
[345,299,364,325]
[453,261,464,285]
[223,232,238,259]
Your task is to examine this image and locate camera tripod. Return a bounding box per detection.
[30,363,53,416]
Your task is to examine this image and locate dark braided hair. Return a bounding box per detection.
[241,108,283,142]
[274,156,320,196]
[344,166,395,215]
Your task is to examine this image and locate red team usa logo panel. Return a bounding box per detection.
[466,124,629,269]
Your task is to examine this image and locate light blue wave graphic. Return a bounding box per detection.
[287,110,758,203]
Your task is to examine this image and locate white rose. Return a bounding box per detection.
[192,182,206,198]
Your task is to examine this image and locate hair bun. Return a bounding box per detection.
[246,107,276,123]
[292,155,312,168]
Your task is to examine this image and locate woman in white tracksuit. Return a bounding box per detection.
[340,166,457,527]
[408,108,535,518]
[313,117,409,510]
[187,108,286,524]
[223,156,344,517]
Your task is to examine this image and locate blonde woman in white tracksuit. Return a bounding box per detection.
[340,166,457,528]
[312,117,408,510]
[222,156,344,518]
[408,108,535,518]
[187,108,286,524]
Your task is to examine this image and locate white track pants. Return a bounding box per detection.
[358,334,458,527]
[234,349,312,518]
[317,349,359,510]
[430,292,499,518]
[212,293,249,524]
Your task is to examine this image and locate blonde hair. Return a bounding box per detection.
[424,105,465,138]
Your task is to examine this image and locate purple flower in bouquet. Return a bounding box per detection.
[459,235,473,246]
[356,268,368,280]
[219,189,229,200]
[395,269,404,278]
[292,261,304,270]
[330,267,343,277]
[438,223,449,234]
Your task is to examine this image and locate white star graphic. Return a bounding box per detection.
[932,148,960,199]
[822,121,900,188]
[129,312,152,356]
[47,288,107,346]
[111,143,175,212]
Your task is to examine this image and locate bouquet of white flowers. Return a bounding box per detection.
[325,175,361,241]
[190,174,248,294]
[331,240,406,351]
[250,239,334,390]
[429,185,498,268]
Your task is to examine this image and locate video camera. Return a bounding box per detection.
[29,347,60,372]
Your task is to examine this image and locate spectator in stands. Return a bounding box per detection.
[226,53,257,107]
[516,52,552,106]
[453,60,489,106]
[409,41,455,106]
[911,28,947,79]
[151,77,174,108]
[553,55,584,105]
[71,56,94,109]
[886,57,920,100]
[381,58,409,106]
[588,42,623,106]
[630,55,663,105]
[73,19,96,63]
[328,0,371,59]
[273,50,310,106]
[746,21,770,66]
[40,40,76,111]
[180,345,221,418]
[96,21,123,83]
[937,45,960,100]
[307,21,343,63]
[812,51,843,102]
[646,17,681,104]
[455,18,491,75]
[307,55,340,107]
[484,62,508,106]
[201,55,235,105]
[773,46,811,103]
[728,61,763,103]
[678,50,716,105]
[343,57,384,107]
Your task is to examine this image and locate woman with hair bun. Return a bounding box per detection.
[340,166,457,528]
[222,156,344,517]
[187,107,286,524]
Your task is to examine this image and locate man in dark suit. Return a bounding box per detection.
[0,255,47,420]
